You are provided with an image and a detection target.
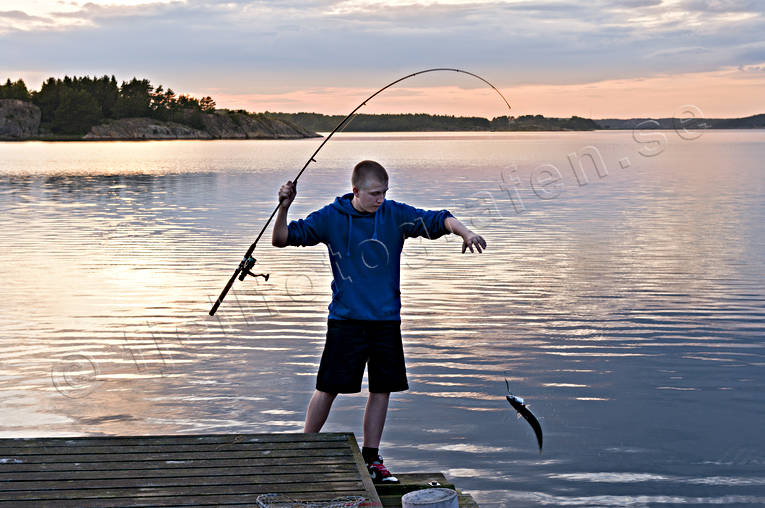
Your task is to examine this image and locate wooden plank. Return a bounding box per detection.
[346,434,382,508]
[0,433,348,449]
[0,480,366,501]
[0,441,351,457]
[0,491,374,508]
[0,447,355,464]
[0,471,362,492]
[0,463,359,482]
[384,473,451,485]
[0,455,357,474]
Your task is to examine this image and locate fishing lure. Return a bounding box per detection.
[505,378,543,453]
[208,68,511,316]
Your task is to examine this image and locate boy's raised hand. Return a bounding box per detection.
[278,180,297,209]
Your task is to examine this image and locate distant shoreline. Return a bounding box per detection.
[2,76,762,140]
[3,97,763,142]
[266,111,765,133]
[4,126,765,142]
[4,127,764,143]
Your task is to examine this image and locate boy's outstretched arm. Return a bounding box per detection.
[272,180,296,248]
[444,216,487,253]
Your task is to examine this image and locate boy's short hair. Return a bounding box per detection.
[352,160,389,190]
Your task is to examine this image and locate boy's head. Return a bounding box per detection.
[351,160,389,213]
[352,160,388,190]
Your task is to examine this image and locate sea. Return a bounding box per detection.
[1,130,764,506]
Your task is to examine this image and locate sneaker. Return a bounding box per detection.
[366,454,399,483]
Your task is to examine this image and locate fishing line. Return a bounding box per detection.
[209,67,512,316]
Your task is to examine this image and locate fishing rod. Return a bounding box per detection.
[208,67,512,316]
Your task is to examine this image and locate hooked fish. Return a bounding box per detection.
[505,378,543,453]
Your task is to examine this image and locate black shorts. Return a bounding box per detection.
[316,319,409,394]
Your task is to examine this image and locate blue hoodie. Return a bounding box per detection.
[287,193,454,320]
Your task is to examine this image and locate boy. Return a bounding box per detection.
[272,160,485,482]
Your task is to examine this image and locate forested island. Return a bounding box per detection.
[0,76,317,140]
[1,76,763,141]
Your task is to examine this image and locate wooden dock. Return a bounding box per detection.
[0,432,380,507]
[0,432,478,507]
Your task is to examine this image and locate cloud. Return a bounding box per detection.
[46,0,187,25]
[608,0,663,7]
[680,0,764,13]
[643,46,712,58]
[0,0,187,33]
[737,61,765,73]
[0,9,57,32]
[0,10,47,20]
[1,0,763,117]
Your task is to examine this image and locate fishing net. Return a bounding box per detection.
[255,493,367,508]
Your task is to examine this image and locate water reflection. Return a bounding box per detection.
[1,132,764,506]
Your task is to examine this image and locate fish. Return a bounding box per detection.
[505,378,543,453]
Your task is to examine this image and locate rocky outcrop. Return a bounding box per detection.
[194,110,319,139]
[84,118,211,140]
[84,110,319,140]
[0,99,41,140]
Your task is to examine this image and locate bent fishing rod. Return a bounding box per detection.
[208,67,511,316]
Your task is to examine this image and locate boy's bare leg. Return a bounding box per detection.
[304,390,337,433]
[362,392,390,448]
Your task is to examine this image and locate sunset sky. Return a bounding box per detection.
[2,0,764,118]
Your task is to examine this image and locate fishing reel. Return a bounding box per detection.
[237,255,270,282]
[209,254,269,316]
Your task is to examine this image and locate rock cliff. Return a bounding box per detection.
[84,110,319,140]
[84,118,211,140]
[0,99,41,140]
[195,110,319,139]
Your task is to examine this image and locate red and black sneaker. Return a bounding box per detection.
[366,454,399,483]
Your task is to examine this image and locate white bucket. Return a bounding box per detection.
[401,488,459,508]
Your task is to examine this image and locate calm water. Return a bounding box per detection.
[1,131,764,506]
